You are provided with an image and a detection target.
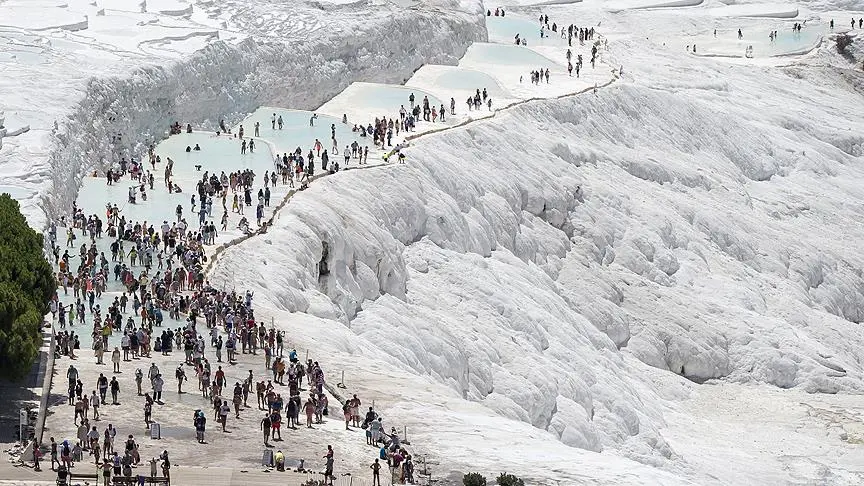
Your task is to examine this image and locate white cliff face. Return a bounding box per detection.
[208,29,864,482]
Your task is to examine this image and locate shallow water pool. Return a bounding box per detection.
[769,26,823,52]
[238,108,366,155]
[486,15,566,46]
[350,83,443,114]
[78,131,274,225]
[697,23,825,58]
[427,67,509,97]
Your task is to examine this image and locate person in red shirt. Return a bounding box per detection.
[215,366,226,391]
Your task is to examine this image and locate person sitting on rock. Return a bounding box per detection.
[238,217,251,234]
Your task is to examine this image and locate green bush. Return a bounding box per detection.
[463,472,487,486]
[496,473,525,486]
[0,194,55,379]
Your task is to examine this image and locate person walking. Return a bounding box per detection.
[219,400,230,432]
[176,366,186,393]
[342,402,351,430]
[194,411,206,444]
[135,369,143,396]
[261,414,272,446]
[109,377,120,405]
[148,363,160,389]
[304,398,315,428]
[90,391,100,420]
[286,396,297,429]
[144,397,153,425]
[49,437,58,471]
[32,441,42,471]
[112,347,121,373]
[232,385,243,419]
[271,410,282,441]
[323,445,334,485]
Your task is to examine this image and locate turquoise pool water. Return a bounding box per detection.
[486,15,566,46]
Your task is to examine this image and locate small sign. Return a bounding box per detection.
[261,449,274,467]
[19,409,27,426]
[150,423,161,439]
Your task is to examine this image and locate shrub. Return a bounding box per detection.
[496,472,525,486]
[836,33,853,54]
[0,194,55,379]
[463,472,487,486]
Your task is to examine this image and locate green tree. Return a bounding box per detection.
[496,473,525,486]
[464,472,487,486]
[0,194,55,379]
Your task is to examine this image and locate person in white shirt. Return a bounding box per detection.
[219,401,231,431]
[152,374,165,402]
[112,347,121,373]
[121,334,131,361]
[90,391,100,420]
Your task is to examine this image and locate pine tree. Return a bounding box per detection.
[496,473,525,486]
[0,194,55,379]
[464,472,487,486]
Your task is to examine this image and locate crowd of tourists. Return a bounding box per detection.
[32,9,599,484]
[36,108,423,484]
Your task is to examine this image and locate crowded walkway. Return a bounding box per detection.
[34,6,609,485]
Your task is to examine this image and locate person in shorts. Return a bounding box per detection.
[270,411,282,441]
[102,458,112,486]
[50,437,58,470]
[343,402,351,430]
